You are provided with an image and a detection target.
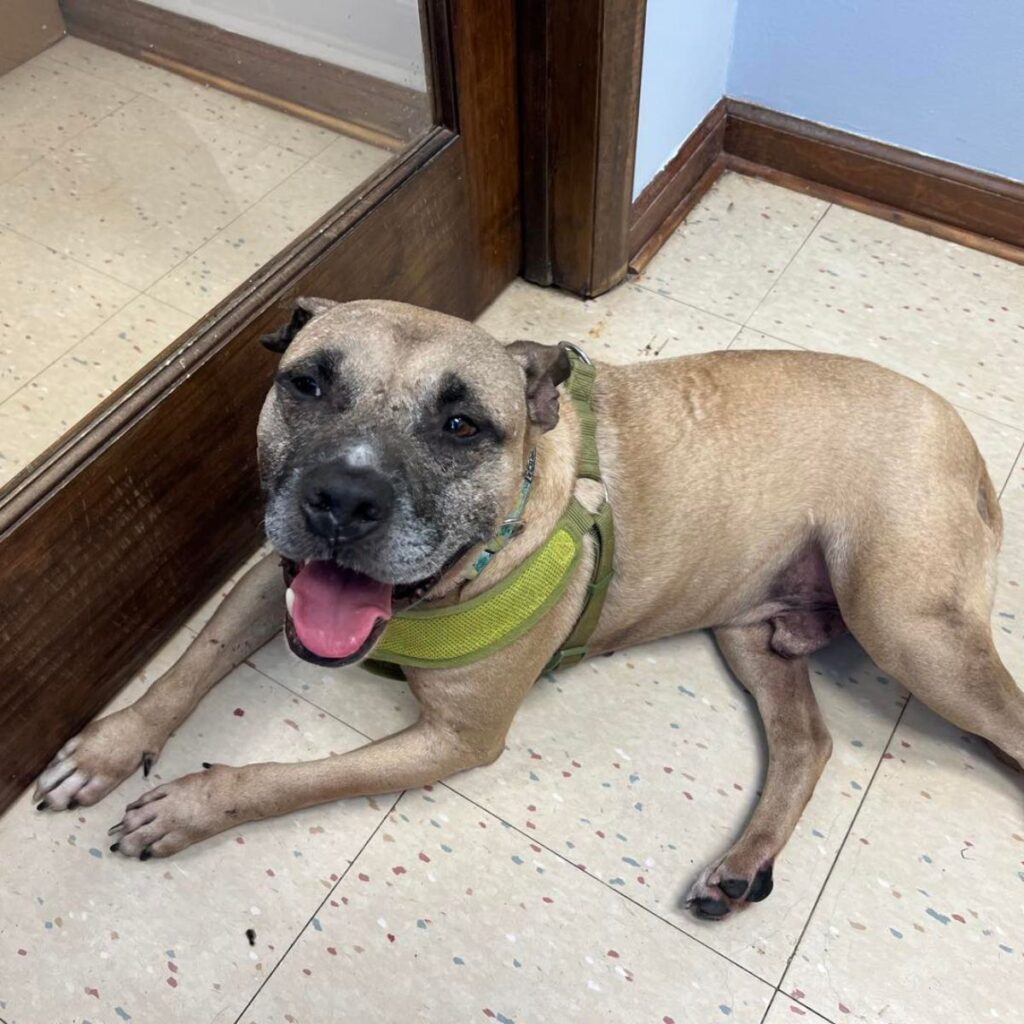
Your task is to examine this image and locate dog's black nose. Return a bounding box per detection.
[300,462,394,543]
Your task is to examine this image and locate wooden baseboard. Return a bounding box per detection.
[59,0,429,146]
[725,100,1024,255]
[629,97,1024,269]
[628,97,726,268]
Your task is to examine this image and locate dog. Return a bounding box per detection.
[34,298,1023,919]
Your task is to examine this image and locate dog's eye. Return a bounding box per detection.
[288,375,322,398]
[444,415,478,439]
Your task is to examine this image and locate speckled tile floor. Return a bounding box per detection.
[2,170,1023,1024]
[0,36,393,489]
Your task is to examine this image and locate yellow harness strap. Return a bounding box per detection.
[363,345,613,678]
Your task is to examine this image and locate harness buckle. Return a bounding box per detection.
[545,645,588,672]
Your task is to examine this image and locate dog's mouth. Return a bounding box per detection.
[280,558,445,667]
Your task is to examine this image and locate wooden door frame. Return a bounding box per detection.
[0,0,519,812]
[518,0,647,298]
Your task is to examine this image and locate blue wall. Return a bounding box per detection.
[633,0,738,199]
[633,0,1024,196]
[728,0,1024,181]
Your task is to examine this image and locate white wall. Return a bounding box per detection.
[144,0,426,89]
[633,0,738,199]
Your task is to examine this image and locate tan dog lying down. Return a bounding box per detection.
[34,299,1022,921]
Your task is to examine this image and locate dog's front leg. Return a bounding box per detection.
[109,713,502,860]
[109,560,589,859]
[34,552,285,810]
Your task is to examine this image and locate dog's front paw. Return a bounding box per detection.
[685,857,774,921]
[34,706,169,811]
[108,765,245,860]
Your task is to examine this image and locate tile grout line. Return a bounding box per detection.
[141,146,322,312]
[440,781,778,993]
[756,989,781,1024]
[244,661,379,745]
[230,790,404,1024]
[740,202,835,333]
[769,696,910,999]
[998,439,1024,498]
[242,663,781,991]
[629,198,833,346]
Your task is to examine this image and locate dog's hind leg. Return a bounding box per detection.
[686,622,833,920]
[830,473,1024,774]
[836,567,1024,774]
[34,552,285,811]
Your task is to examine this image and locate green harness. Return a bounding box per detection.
[363,344,615,679]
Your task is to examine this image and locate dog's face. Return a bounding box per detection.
[257,298,569,667]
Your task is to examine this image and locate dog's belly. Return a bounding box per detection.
[593,541,847,656]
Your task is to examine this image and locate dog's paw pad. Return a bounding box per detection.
[691,896,731,920]
[718,878,749,899]
[746,865,774,903]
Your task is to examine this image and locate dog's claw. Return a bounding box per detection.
[107,821,125,836]
[140,849,152,861]
[110,842,120,853]
[142,753,154,778]
[36,800,47,812]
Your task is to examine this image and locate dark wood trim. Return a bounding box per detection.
[518,0,645,298]
[628,97,1024,270]
[724,100,1024,254]
[628,98,727,272]
[0,0,520,813]
[60,0,430,146]
[630,157,725,274]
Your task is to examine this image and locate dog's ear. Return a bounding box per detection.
[260,297,337,353]
[506,340,572,432]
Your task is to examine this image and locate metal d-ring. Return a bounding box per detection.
[560,340,592,365]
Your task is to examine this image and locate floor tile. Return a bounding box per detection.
[476,277,742,363]
[749,204,1024,428]
[0,630,392,1024]
[313,132,398,179]
[780,698,1024,1024]
[251,628,908,983]
[250,635,418,742]
[0,296,193,487]
[41,35,182,95]
[0,227,137,405]
[148,157,389,317]
[239,784,774,1024]
[763,997,833,1023]
[635,172,829,323]
[46,36,339,159]
[0,55,135,184]
[0,101,306,291]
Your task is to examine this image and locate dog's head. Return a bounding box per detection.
[258,298,570,666]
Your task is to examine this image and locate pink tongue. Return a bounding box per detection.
[290,562,393,660]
